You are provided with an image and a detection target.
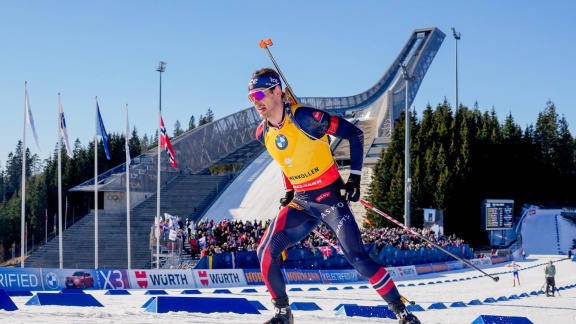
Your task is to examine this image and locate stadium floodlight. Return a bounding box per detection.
[155,60,166,269]
[156,61,166,112]
[400,63,416,228]
[451,27,461,113]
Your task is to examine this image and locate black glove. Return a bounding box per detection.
[279,190,294,209]
[343,173,361,202]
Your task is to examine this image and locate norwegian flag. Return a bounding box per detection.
[160,116,178,168]
[319,246,332,260]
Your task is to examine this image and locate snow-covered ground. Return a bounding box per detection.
[1,209,575,323]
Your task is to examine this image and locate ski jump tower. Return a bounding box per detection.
[299,27,446,165]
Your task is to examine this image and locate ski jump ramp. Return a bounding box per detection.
[204,27,446,224]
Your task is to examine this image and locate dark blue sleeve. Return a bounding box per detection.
[294,107,364,172]
[255,122,265,144]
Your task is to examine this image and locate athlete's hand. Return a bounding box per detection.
[343,174,361,202]
[279,190,294,209]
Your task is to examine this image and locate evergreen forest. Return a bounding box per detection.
[366,100,576,245]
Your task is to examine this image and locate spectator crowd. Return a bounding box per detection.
[154,215,468,261]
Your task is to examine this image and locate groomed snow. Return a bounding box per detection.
[1,209,575,323]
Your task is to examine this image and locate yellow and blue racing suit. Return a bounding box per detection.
[255,104,402,304]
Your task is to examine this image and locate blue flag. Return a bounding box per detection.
[96,102,111,160]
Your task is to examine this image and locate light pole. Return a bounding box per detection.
[451,27,461,113]
[400,63,416,228]
[155,61,166,270]
[156,61,166,112]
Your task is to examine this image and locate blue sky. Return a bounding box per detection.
[1,1,575,166]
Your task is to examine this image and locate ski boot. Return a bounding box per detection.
[388,298,421,324]
[264,296,294,324]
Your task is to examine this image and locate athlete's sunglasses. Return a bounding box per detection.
[248,84,278,102]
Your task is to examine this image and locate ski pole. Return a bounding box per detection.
[544,280,562,297]
[539,281,546,296]
[360,199,500,282]
[259,38,300,106]
[554,286,561,297]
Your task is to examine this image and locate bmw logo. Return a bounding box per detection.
[45,272,60,289]
[275,134,288,150]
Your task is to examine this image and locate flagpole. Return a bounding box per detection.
[65,196,68,231]
[45,209,48,245]
[156,61,165,269]
[126,104,132,269]
[21,81,27,268]
[94,96,99,269]
[58,93,64,269]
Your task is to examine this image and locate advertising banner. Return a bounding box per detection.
[385,267,399,279]
[283,269,322,284]
[446,261,464,271]
[40,268,100,291]
[127,269,195,289]
[243,269,266,286]
[0,267,43,291]
[319,269,368,284]
[96,269,131,290]
[469,259,483,268]
[431,263,448,273]
[394,266,418,278]
[481,258,493,266]
[414,264,434,275]
[192,269,247,288]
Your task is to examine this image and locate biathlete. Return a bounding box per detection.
[249,68,420,324]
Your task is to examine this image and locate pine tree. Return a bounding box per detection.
[141,133,150,152]
[188,115,196,131]
[129,127,142,158]
[198,114,207,126]
[206,108,214,123]
[174,120,183,137]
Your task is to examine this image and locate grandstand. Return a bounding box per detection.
[25,27,445,269]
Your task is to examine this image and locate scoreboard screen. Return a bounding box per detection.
[481,199,514,230]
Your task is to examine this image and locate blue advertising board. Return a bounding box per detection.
[40,268,101,291]
[0,267,43,291]
[96,269,131,290]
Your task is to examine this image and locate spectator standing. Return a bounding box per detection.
[545,260,556,297]
[185,219,192,237]
[189,235,199,259]
[522,249,526,260]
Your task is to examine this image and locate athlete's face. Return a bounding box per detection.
[249,85,282,120]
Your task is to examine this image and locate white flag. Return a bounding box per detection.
[59,95,73,158]
[25,86,41,151]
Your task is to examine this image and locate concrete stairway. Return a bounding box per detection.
[25,174,230,269]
